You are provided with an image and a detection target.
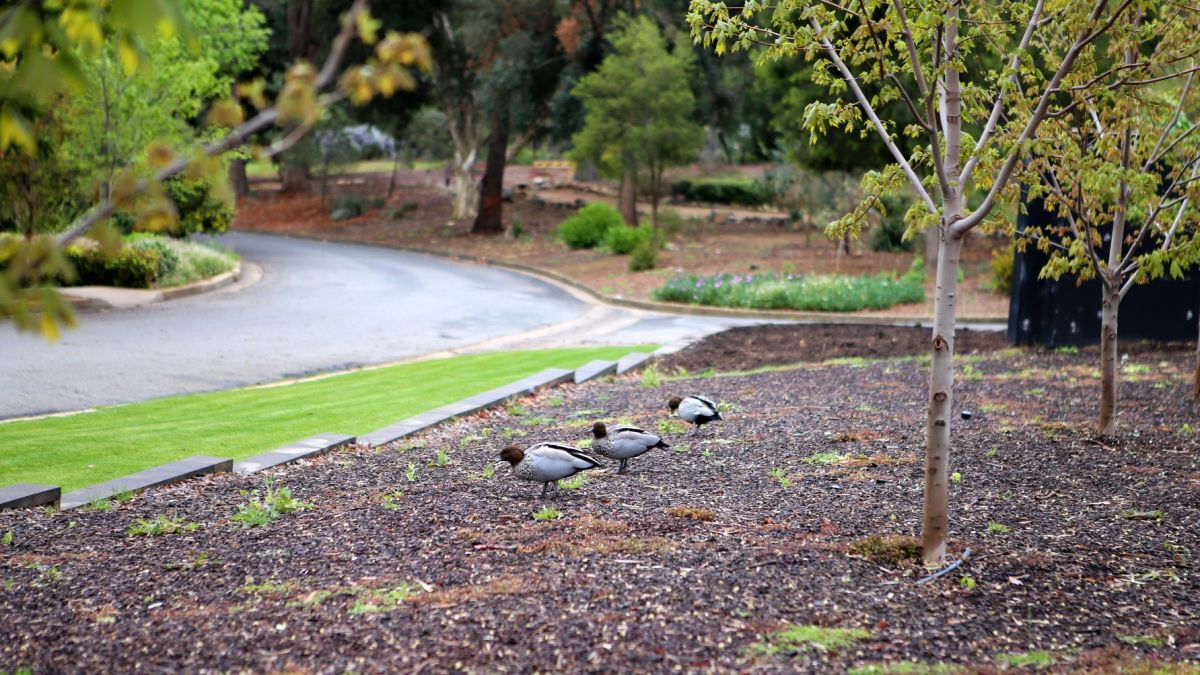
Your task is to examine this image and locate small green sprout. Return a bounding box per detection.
[532,507,562,521]
[959,576,976,590]
[558,474,587,490]
[951,472,962,483]
[430,449,451,468]
[382,491,404,510]
[640,364,663,388]
[405,463,418,482]
[987,521,1010,534]
[127,515,199,537]
[768,468,792,489]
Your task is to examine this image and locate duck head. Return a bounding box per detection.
[499,445,524,465]
[667,396,682,412]
[592,421,607,438]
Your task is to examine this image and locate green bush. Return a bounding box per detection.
[670,176,771,206]
[330,196,367,218]
[990,247,1014,294]
[629,238,658,272]
[868,193,914,252]
[651,269,925,312]
[557,202,624,249]
[129,235,181,280]
[604,224,652,254]
[164,175,234,237]
[66,245,159,288]
[656,207,686,238]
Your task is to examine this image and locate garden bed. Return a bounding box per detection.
[233,171,1010,320]
[1,325,1196,672]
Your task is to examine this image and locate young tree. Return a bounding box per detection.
[688,0,1158,563]
[572,15,704,227]
[1025,19,1200,435]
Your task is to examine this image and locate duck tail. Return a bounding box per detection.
[653,439,670,450]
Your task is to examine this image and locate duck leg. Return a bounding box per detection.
[618,458,628,475]
[540,482,550,499]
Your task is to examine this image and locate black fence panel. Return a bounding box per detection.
[1007,195,1200,347]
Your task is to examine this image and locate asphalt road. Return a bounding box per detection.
[0,233,590,419]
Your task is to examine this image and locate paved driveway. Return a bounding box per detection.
[0,233,589,419]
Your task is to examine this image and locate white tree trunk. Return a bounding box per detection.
[450,143,477,220]
[921,226,963,564]
[1098,281,1120,435]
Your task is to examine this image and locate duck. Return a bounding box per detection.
[667,395,722,434]
[591,421,669,474]
[500,442,601,499]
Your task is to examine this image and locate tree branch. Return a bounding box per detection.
[55,0,368,247]
[807,15,939,214]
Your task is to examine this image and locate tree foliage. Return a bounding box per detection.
[571,15,704,225]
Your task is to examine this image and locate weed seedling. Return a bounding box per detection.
[232,480,311,527]
[749,624,870,655]
[382,491,404,510]
[1,530,11,546]
[985,448,998,458]
[657,418,687,435]
[701,448,712,458]
[1179,423,1195,436]
[532,507,562,521]
[405,463,418,483]
[803,452,842,465]
[641,364,663,388]
[768,468,793,489]
[430,449,451,468]
[1118,509,1165,521]
[951,472,962,483]
[960,576,976,590]
[995,651,1056,668]
[127,515,199,537]
[987,521,1010,534]
[481,464,496,479]
[546,395,565,408]
[558,474,587,490]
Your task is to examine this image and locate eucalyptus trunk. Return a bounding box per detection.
[449,144,477,220]
[1192,313,1199,400]
[1098,280,1120,435]
[619,166,638,226]
[472,113,509,234]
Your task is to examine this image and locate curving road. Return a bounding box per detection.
[0,233,590,419]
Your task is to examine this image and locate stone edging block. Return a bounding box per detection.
[61,455,233,510]
[0,484,61,511]
[234,433,356,474]
[574,360,618,384]
[616,352,654,375]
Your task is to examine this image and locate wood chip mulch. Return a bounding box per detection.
[1,326,1197,673]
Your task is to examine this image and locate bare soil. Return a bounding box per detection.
[234,172,1010,320]
[2,325,1197,672]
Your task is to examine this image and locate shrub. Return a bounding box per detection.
[670,176,771,206]
[65,245,158,288]
[629,238,658,271]
[651,269,925,312]
[128,235,181,281]
[558,202,624,249]
[164,175,234,237]
[990,247,1014,294]
[603,224,652,254]
[868,193,914,252]
[329,196,367,219]
[655,207,686,237]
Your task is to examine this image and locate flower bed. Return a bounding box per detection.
[652,267,925,312]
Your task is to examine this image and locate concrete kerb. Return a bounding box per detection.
[234,433,356,474]
[0,484,61,510]
[59,261,252,313]
[574,360,618,384]
[60,455,234,510]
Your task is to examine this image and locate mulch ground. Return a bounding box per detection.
[2,326,1198,673]
[233,173,1011,320]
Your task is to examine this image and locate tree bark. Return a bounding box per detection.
[449,145,477,219]
[230,159,249,198]
[1098,280,1120,435]
[279,163,310,193]
[921,6,963,566]
[921,226,963,565]
[924,226,939,269]
[618,166,638,226]
[472,113,510,234]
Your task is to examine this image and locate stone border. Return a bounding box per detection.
[60,261,247,312]
[60,456,233,510]
[0,484,60,510]
[574,359,618,384]
[234,433,356,474]
[2,354,665,511]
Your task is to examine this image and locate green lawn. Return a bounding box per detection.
[0,346,650,491]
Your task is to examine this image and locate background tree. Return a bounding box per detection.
[571,15,704,226]
[689,0,1166,564]
[468,0,567,235]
